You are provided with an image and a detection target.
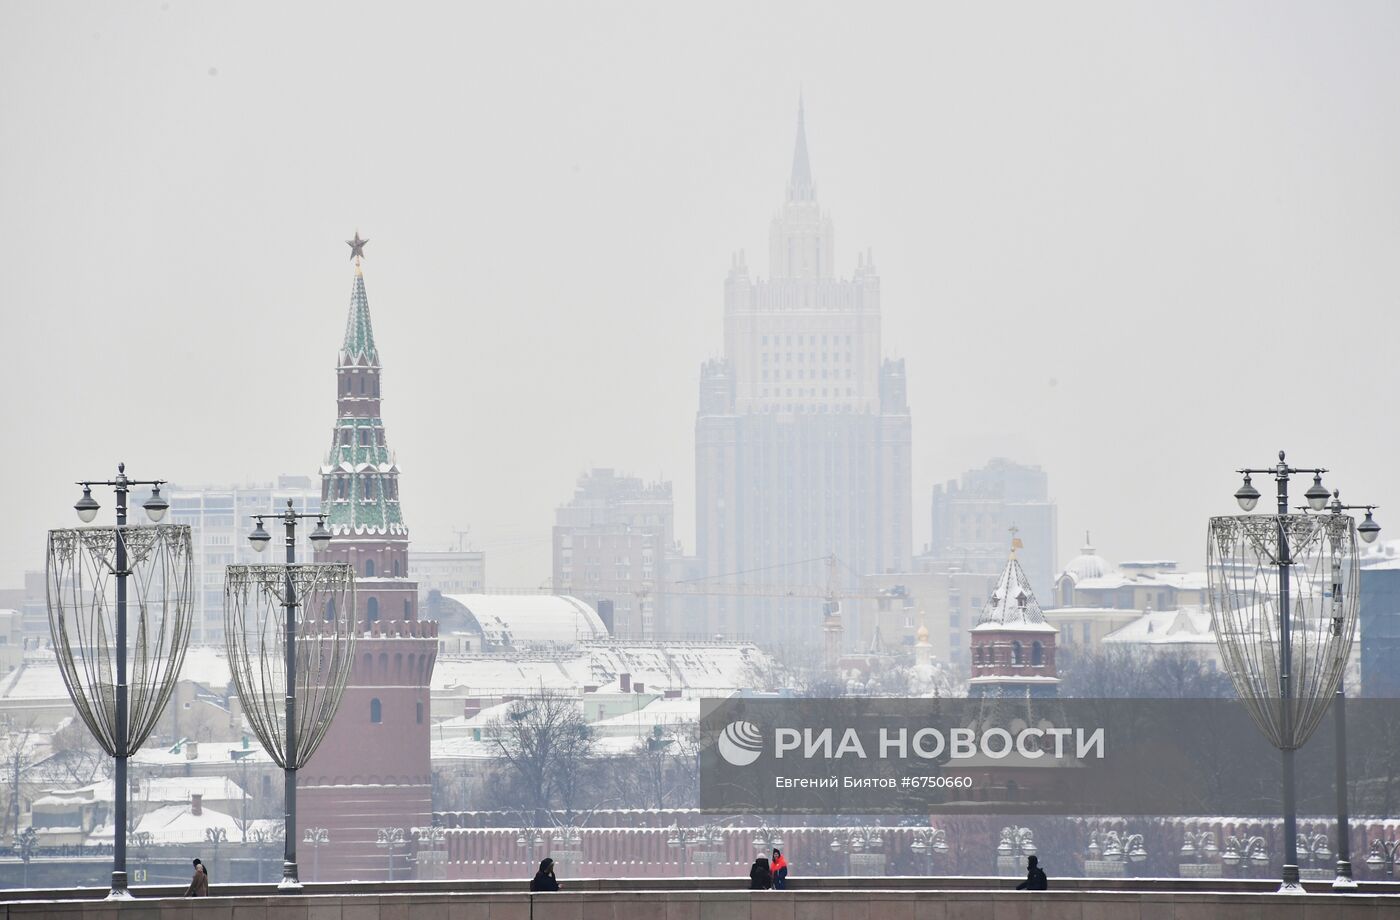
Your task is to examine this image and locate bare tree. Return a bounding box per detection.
[47,718,113,786]
[486,692,596,816]
[601,724,700,811]
[0,719,39,842]
[1059,646,1232,700]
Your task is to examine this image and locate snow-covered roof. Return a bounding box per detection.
[428,701,523,741]
[432,641,770,698]
[94,803,244,845]
[1361,539,1400,570]
[588,697,705,737]
[433,656,582,695]
[0,654,70,701]
[131,738,273,768]
[973,556,1056,633]
[579,641,766,693]
[1101,607,1216,646]
[34,776,246,809]
[0,647,231,704]
[440,594,608,646]
[1043,606,1144,618]
[178,645,232,690]
[1072,570,1208,592]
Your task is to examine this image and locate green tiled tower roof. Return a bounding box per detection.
[340,270,379,365]
[320,265,406,536]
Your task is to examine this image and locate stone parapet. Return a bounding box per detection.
[4,886,1400,920]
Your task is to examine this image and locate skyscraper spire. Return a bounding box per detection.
[788,94,814,201]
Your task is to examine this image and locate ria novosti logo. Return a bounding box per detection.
[714,721,1105,766]
[717,720,764,766]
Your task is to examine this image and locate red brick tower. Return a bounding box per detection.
[968,544,1059,699]
[300,234,439,880]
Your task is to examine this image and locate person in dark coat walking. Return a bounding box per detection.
[529,857,559,892]
[749,856,773,889]
[1015,854,1048,890]
[184,858,209,897]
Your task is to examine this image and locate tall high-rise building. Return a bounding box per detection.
[929,458,1058,606]
[552,468,673,639]
[694,101,912,646]
[300,241,438,880]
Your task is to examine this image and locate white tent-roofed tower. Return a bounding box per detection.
[969,547,1060,698]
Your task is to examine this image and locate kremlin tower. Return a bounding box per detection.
[300,234,439,880]
[968,536,1059,699]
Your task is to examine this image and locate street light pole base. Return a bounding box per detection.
[1332,860,1358,890]
[106,871,133,901]
[279,861,303,892]
[1276,867,1305,894]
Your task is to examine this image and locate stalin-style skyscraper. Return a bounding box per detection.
[694,100,913,645]
[299,234,439,880]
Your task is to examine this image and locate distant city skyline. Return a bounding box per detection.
[4,2,1397,600]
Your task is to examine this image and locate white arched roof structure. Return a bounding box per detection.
[438,594,608,647]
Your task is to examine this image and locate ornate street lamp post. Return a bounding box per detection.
[206,826,227,880]
[667,824,718,875]
[1364,837,1399,878]
[46,464,193,899]
[1179,828,1220,877]
[412,825,447,880]
[1209,452,1361,892]
[516,825,546,867]
[1221,835,1271,876]
[377,827,406,881]
[830,827,885,876]
[751,824,785,856]
[1298,831,1333,872]
[18,826,38,888]
[908,827,949,876]
[303,827,329,883]
[1306,490,1379,888]
[996,826,1036,876]
[226,500,354,890]
[1087,830,1147,877]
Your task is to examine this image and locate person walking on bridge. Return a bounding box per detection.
[184,858,209,897]
[1016,855,1048,891]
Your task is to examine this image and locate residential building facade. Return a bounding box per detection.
[552,469,673,639]
[165,476,321,644]
[929,458,1058,606]
[409,550,486,601]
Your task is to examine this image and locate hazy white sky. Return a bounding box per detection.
[2,1,1398,590]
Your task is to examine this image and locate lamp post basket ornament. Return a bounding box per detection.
[1208,451,1376,892]
[46,464,193,899]
[225,500,354,890]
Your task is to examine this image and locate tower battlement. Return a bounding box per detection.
[366,618,440,640]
